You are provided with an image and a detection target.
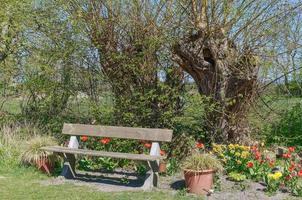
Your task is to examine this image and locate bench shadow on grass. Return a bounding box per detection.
[170,180,186,190]
[71,169,146,188]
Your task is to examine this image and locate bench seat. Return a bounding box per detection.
[41,123,173,190]
[42,146,164,161]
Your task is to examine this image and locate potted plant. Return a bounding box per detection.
[21,136,59,174]
[182,152,222,195]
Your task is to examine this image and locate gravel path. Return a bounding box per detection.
[39,170,301,199]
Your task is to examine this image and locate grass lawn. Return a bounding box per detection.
[0,165,200,200]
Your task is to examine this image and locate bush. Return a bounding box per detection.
[265,103,302,147]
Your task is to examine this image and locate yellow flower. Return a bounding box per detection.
[241,151,250,159]
[236,160,242,165]
[228,144,235,150]
[230,150,235,154]
[212,143,224,154]
[274,172,282,180]
[219,153,224,158]
[244,146,250,151]
[235,152,241,157]
[268,172,282,180]
[234,144,240,149]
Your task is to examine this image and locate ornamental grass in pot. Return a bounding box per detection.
[21,136,59,174]
[182,152,223,195]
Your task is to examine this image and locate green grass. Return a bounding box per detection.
[0,165,200,200]
[1,97,21,114]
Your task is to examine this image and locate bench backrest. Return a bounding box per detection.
[62,123,173,142]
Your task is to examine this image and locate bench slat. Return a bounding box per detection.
[62,123,173,142]
[42,146,164,161]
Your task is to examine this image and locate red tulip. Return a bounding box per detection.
[289,166,294,172]
[196,142,204,149]
[288,147,295,153]
[283,153,291,159]
[255,151,261,160]
[247,161,254,168]
[298,169,302,177]
[144,143,152,149]
[80,136,88,142]
[100,137,111,144]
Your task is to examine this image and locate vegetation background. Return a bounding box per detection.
[1,0,302,173]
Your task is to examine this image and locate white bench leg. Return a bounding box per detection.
[60,136,79,179]
[142,160,159,190]
[142,142,160,190]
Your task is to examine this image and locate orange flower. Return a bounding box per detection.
[144,143,152,149]
[289,166,294,172]
[80,136,88,142]
[298,169,302,177]
[251,146,258,151]
[160,150,166,156]
[247,161,254,168]
[288,147,295,153]
[196,142,204,149]
[100,137,111,144]
[269,160,275,168]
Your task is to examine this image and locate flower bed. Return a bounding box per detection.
[212,143,302,196]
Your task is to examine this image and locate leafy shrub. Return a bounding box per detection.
[265,103,302,147]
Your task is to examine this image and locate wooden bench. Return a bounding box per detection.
[41,123,173,190]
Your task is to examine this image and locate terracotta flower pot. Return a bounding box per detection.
[36,159,53,174]
[159,162,167,173]
[184,169,215,195]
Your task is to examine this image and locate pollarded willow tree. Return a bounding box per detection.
[171,0,302,142]
[65,0,185,128]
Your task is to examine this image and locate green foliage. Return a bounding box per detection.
[0,123,39,167]
[173,93,206,139]
[265,103,302,147]
[166,157,180,175]
[228,172,247,182]
[136,163,148,176]
[275,81,302,97]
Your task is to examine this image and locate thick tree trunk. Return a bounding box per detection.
[173,30,258,143]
